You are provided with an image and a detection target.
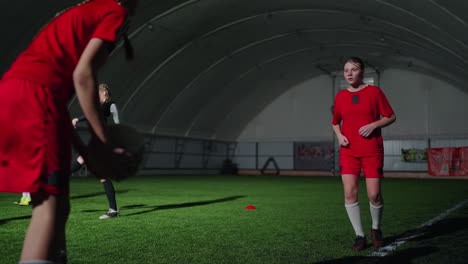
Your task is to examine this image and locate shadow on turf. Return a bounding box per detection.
[0,196,247,225]
[383,217,468,244]
[0,215,31,225]
[315,217,468,264]
[70,189,132,200]
[315,246,438,264]
[117,195,247,216]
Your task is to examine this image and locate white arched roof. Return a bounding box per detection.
[1,0,467,140]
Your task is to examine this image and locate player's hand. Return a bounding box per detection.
[72,118,79,128]
[112,146,134,159]
[359,123,377,138]
[338,135,349,147]
[85,137,136,181]
[85,144,121,178]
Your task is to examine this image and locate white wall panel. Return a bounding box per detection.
[184,140,203,153]
[380,69,429,138]
[431,139,468,148]
[180,155,203,168]
[234,157,257,169]
[235,142,256,156]
[258,157,293,170]
[239,69,467,142]
[238,75,334,141]
[153,138,176,152]
[207,157,226,169]
[145,154,175,169]
[428,84,468,137]
[381,69,468,138]
[258,142,293,156]
[384,156,427,171]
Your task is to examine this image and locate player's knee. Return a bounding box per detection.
[368,192,382,205]
[344,189,359,203]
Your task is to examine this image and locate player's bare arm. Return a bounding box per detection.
[73,38,110,144]
[359,114,396,137]
[333,124,349,147]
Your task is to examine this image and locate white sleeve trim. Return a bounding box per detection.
[110,103,120,124]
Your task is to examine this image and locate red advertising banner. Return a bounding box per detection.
[427,147,468,176]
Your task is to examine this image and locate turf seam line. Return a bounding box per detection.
[368,199,468,257]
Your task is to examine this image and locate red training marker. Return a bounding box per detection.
[245,205,256,210]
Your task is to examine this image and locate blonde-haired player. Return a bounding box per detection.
[72,83,121,219]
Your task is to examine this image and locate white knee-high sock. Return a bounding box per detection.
[370,202,384,230]
[345,202,364,237]
[23,192,31,199]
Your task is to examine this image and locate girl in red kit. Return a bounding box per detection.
[332,57,396,251]
[0,0,138,263]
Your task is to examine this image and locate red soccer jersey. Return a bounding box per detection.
[3,0,127,100]
[332,85,394,156]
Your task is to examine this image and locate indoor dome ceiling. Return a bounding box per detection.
[1,0,467,141]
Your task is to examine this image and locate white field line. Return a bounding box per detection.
[369,199,468,257]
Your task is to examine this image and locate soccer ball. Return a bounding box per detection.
[87,124,145,181]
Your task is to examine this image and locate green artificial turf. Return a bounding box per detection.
[0,175,467,264]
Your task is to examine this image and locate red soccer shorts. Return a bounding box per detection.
[0,78,71,195]
[340,153,384,178]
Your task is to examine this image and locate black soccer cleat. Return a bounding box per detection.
[371,229,384,248]
[351,235,366,251]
